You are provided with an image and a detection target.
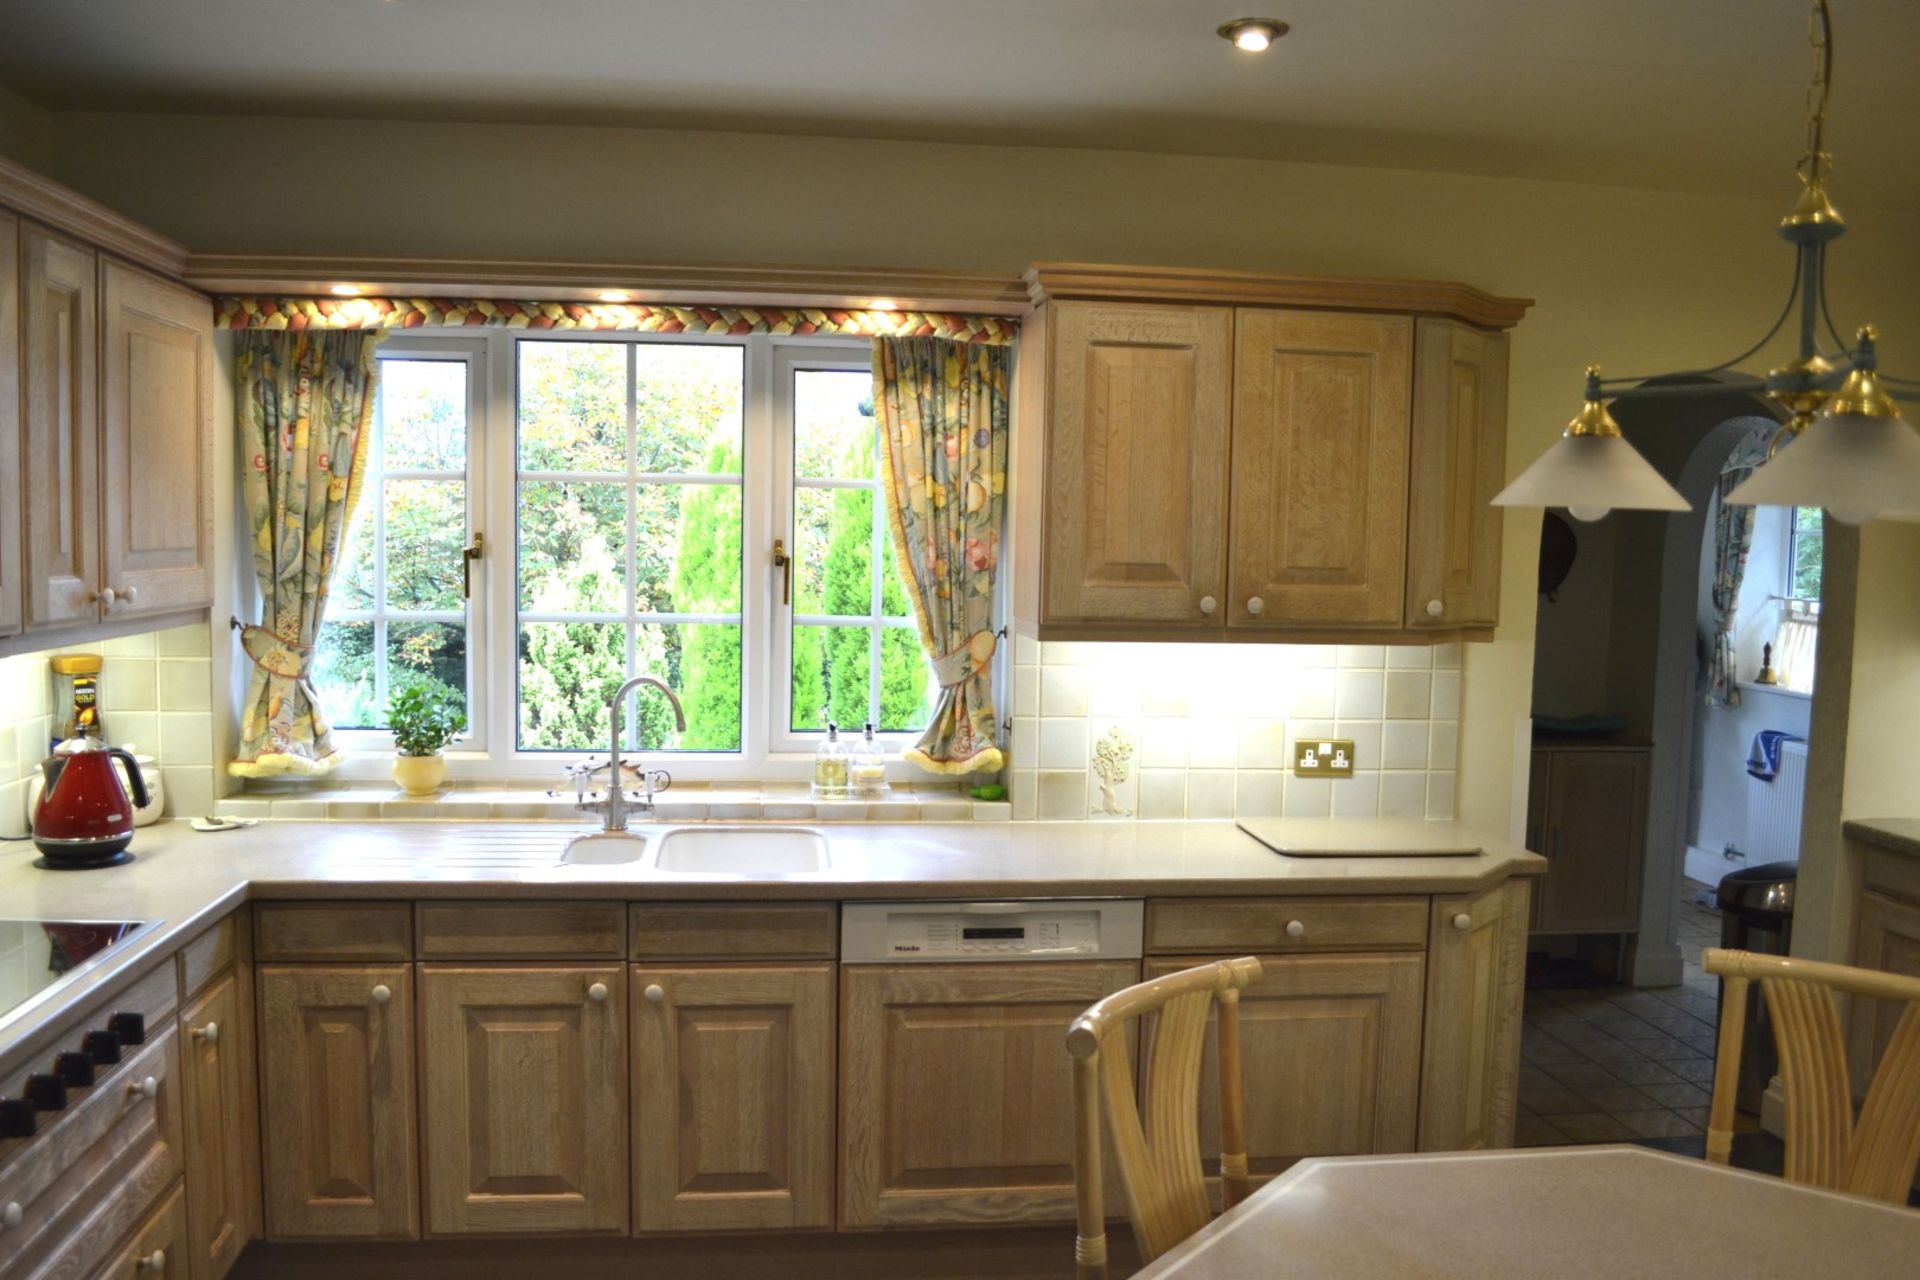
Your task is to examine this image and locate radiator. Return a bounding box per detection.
[1745,739,1809,865]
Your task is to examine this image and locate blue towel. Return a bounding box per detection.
[1747,730,1805,782]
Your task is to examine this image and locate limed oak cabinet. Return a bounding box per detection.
[1021,265,1528,643]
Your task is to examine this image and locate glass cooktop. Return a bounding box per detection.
[0,919,158,1040]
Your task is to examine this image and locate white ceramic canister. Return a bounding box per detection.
[26,745,165,828]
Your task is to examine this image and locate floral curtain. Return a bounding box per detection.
[228,332,384,777]
[872,337,1010,774]
[1705,425,1780,708]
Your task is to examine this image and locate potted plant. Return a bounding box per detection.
[388,685,466,796]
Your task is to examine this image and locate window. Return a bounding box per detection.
[307,330,953,780]
[314,342,483,742]
[1787,505,1824,601]
[1775,507,1821,694]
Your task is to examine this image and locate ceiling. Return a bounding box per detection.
[5,0,1918,204]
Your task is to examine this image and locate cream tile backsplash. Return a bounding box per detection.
[0,623,216,837]
[1007,637,1461,822]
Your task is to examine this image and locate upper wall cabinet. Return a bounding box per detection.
[0,211,19,638]
[1021,265,1530,643]
[1042,302,1231,630]
[21,223,101,633]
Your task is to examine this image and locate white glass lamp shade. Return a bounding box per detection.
[1492,432,1690,522]
[1725,407,1920,524]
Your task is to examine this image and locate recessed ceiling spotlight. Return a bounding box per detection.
[597,290,631,303]
[328,283,363,297]
[1218,18,1288,53]
[868,298,899,312]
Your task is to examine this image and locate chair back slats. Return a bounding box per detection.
[1846,1001,1920,1202]
[1067,957,1263,1280]
[1705,948,1920,1206]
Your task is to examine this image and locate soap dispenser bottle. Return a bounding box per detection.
[851,722,890,799]
[812,722,848,799]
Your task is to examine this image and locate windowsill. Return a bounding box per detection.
[220,778,1010,824]
[1737,681,1812,702]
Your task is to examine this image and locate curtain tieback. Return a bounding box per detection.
[932,630,997,688]
[232,619,314,679]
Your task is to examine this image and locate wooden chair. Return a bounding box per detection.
[1705,948,1920,1204]
[1067,956,1263,1280]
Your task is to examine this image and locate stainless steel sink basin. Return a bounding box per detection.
[653,827,828,875]
[561,831,651,865]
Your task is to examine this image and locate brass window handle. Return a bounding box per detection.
[462,531,485,599]
[773,538,792,605]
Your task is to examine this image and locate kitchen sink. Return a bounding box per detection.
[561,831,651,865]
[653,826,829,875]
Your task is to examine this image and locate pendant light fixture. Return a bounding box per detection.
[1495,0,1920,525]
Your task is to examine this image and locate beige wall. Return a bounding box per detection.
[13,109,1920,843]
[0,85,52,172]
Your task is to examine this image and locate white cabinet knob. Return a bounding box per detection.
[587,982,609,1004]
[2,1200,21,1230]
[128,1076,158,1101]
[1246,597,1265,617]
[1284,919,1306,940]
[192,1021,220,1044]
[96,586,117,606]
[644,984,665,1004]
[371,984,392,1005]
[1452,913,1473,931]
[1426,598,1444,619]
[1199,595,1217,616]
[120,586,139,605]
[138,1248,167,1273]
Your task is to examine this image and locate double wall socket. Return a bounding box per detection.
[1293,738,1356,778]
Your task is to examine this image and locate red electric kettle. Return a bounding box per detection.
[32,737,150,869]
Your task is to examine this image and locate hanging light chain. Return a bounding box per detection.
[1799,0,1834,188]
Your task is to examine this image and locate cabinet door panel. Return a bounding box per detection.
[100,261,214,617]
[1044,302,1231,629]
[20,225,100,631]
[633,964,834,1232]
[0,212,20,637]
[1406,318,1507,629]
[258,965,418,1239]
[1849,891,1920,1099]
[1537,749,1649,934]
[420,966,627,1235]
[1419,879,1530,1151]
[181,971,256,1280]
[838,961,1137,1228]
[1147,952,1422,1193]
[1229,309,1411,627]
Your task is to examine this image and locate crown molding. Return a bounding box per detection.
[0,155,190,280]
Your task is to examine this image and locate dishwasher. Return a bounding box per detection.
[837,899,1143,1229]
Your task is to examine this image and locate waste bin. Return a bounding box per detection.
[1715,861,1797,1113]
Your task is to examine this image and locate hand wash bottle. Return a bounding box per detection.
[812,722,849,799]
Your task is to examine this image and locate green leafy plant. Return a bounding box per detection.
[388,684,467,757]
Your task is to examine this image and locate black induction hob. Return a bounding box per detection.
[0,918,158,1039]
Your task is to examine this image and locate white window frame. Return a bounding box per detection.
[323,336,490,762]
[1785,505,1824,605]
[310,328,946,785]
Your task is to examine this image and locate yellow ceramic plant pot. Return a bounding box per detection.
[393,752,447,797]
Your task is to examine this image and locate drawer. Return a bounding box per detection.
[417,902,625,959]
[177,912,247,1001]
[89,1181,188,1280]
[1145,897,1429,953]
[255,903,412,962]
[630,904,838,960]
[0,1029,181,1278]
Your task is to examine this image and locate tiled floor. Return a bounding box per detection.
[1516,882,1730,1147]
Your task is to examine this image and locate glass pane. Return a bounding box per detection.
[332,507,375,611]
[794,369,876,480]
[819,623,872,731]
[313,621,379,730]
[518,480,625,613]
[380,359,467,471]
[1791,506,1824,599]
[793,484,873,618]
[388,621,468,724]
[637,622,740,752]
[518,621,625,750]
[634,344,744,474]
[519,341,626,472]
[383,479,465,612]
[878,626,935,732]
[790,624,831,732]
[635,482,742,616]
[881,526,916,618]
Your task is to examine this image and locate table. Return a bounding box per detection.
[1131,1146,1920,1279]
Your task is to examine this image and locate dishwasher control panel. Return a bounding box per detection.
[841,900,1144,963]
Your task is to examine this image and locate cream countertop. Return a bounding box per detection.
[0,816,1541,1076]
